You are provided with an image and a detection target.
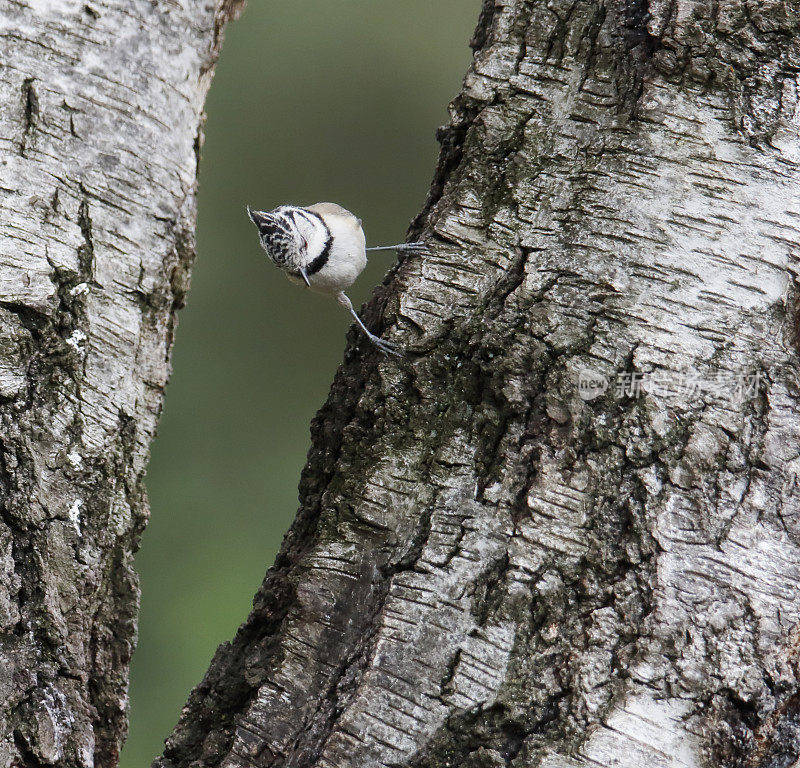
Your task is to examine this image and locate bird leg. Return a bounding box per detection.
[336,292,402,357]
[366,241,426,255]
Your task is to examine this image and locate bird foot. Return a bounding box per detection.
[394,241,427,256]
[366,332,404,358]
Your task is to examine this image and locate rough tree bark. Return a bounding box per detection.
[0,1,240,765]
[156,2,800,767]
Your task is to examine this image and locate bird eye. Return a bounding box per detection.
[301,237,308,250]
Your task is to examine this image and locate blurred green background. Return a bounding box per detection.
[121,2,478,765]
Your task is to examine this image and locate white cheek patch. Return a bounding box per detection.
[290,211,329,261]
[305,225,329,260]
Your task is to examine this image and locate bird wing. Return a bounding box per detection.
[307,202,358,221]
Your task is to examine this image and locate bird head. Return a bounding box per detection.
[246,205,330,287]
[247,206,293,260]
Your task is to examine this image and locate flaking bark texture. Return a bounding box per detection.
[158,2,800,767]
[0,0,241,765]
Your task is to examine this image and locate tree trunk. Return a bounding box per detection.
[0,1,240,765]
[157,2,800,767]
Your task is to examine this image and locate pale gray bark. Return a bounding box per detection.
[0,0,240,765]
[157,2,800,768]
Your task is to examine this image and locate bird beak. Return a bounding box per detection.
[299,267,311,287]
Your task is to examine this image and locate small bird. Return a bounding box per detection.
[247,203,425,356]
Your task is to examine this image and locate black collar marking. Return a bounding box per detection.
[305,210,333,276]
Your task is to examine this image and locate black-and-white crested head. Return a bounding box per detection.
[247,205,331,277]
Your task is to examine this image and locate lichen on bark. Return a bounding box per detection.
[155,2,800,767]
[0,0,242,765]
